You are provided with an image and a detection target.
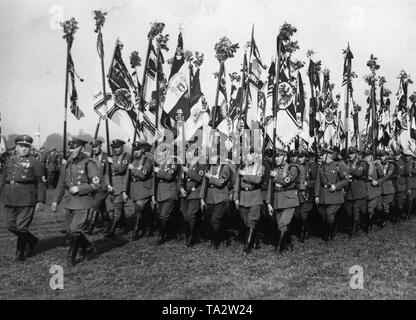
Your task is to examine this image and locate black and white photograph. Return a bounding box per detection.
[1,0,416,304]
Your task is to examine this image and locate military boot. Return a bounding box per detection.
[328,222,336,241]
[15,232,27,262]
[79,235,95,261]
[243,228,255,255]
[277,230,286,254]
[67,235,80,267]
[156,221,168,245]
[300,221,309,244]
[25,232,38,258]
[186,223,196,247]
[405,204,412,220]
[350,221,359,239]
[132,207,143,241]
[210,229,220,250]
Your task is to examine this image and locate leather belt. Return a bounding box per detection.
[6,180,35,185]
[241,186,261,191]
[275,187,295,192]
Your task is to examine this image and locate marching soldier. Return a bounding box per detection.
[88,139,109,233]
[127,140,154,240]
[234,147,265,254]
[378,150,396,226]
[404,151,416,220]
[105,139,130,237]
[314,148,349,242]
[296,150,318,243]
[266,148,299,253]
[0,135,46,261]
[200,145,232,250]
[391,150,407,222]
[363,150,384,233]
[345,147,369,238]
[52,137,102,266]
[179,141,205,247]
[153,145,180,245]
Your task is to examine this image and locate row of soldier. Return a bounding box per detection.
[1,134,416,266]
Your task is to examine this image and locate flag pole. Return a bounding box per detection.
[94,10,112,185]
[273,36,281,161]
[152,45,162,202]
[63,39,70,158]
[344,44,350,153]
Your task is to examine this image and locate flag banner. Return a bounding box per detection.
[394,78,409,145]
[68,53,84,120]
[307,59,321,138]
[209,65,230,135]
[104,42,142,142]
[378,87,392,147]
[248,37,267,90]
[275,53,300,148]
[410,99,416,140]
[320,70,339,146]
[264,60,276,146]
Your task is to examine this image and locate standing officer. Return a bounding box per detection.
[200,145,232,250]
[403,151,415,220]
[51,137,102,266]
[363,150,384,232]
[46,149,58,188]
[296,150,318,243]
[88,138,109,233]
[0,135,46,261]
[153,145,179,245]
[234,147,265,254]
[314,148,349,242]
[180,141,205,247]
[391,150,407,222]
[266,148,299,253]
[378,150,396,226]
[345,147,369,238]
[127,140,154,241]
[105,139,130,237]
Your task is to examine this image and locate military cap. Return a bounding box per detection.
[111,139,125,148]
[90,138,103,147]
[15,135,33,146]
[275,148,288,156]
[348,146,359,154]
[320,148,334,155]
[68,137,88,148]
[362,149,374,157]
[264,148,274,158]
[377,150,388,157]
[132,139,152,151]
[288,149,300,158]
[298,150,309,158]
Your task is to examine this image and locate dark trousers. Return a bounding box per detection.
[206,201,228,232]
[5,206,35,233]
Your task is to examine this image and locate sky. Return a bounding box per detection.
[1,0,416,147]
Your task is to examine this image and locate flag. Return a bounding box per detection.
[307,59,321,138]
[320,71,338,146]
[378,86,392,147]
[248,35,266,90]
[162,33,190,130]
[68,53,84,120]
[264,60,276,148]
[410,99,416,140]
[94,42,141,142]
[342,45,354,147]
[209,64,229,135]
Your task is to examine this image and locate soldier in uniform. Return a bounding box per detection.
[52,137,102,266]
[0,135,46,261]
[363,150,384,232]
[127,140,154,240]
[179,141,205,247]
[153,145,179,245]
[391,150,407,222]
[200,145,232,250]
[46,149,58,188]
[266,148,299,253]
[234,147,265,254]
[403,151,416,220]
[105,139,130,237]
[345,147,369,238]
[296,150,318,243]
[314,148,349,242]
[88,139,109,233]
[378,150,396,226]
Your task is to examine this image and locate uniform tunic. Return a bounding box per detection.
[234,162,265,228]
[366,160,384,214]
[393,159,407,210]
[345,159,369,222]
[154,162,179,222]
[91,151,108,209]
[314,161,349,223]
[128,153,154,211]
[295,161,317,221]
[267,164,299,232]
[0,154,46,232]
[380,161,396,213]
[107,152,130,211]
[180,162,205,225]
[54,154,101,234]
[200,164,232,231]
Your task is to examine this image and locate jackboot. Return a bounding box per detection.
[350,221,358,239]
[243,227,255,255]
[67,234,80,266]
[79,235,95,261]
[328,222,336,241]
[15,232,27,262]
[186,223,196,247]
[277,230,286,254]
[210,229,220,250]
[405,204,412,220]
[25,232,38,258]
[132,206,143,241]
[300,221,309,244]
[156,221,168,245]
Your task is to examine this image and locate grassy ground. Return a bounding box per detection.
[1,190,416,300]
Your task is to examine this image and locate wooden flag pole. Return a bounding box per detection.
[62,39,70,159]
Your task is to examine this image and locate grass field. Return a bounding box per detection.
[1,190,416,300]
